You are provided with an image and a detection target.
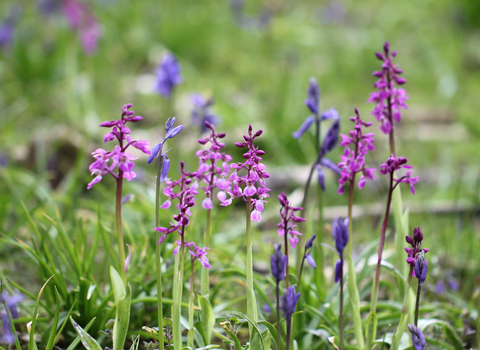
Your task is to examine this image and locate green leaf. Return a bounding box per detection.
[229,311,265,350]
[197,294,215,344]
[28,275,54,350]
[69,317,102,350]
[418,319,463,350]
[258,320,285,349]
[65,317,96,350]
[110,266,132,350]
[44,287,61,350]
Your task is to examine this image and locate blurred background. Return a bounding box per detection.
[1,0,480,343]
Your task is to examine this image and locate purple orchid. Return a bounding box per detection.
[405,227,429,271]
[194,122,232,209]
[380,155,420,194]
[191,94,221,133]
[173,240,211,269]
[62,0,101,55]
[277,192,306,249]
[155,53,183,98]
[337,108,376,194]
[367,42,409,134]
[221,125,270,222]
[87,104,151,190]
[154,161,198,243]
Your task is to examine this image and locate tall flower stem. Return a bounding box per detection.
[283,207,290,288]
[366,173,394,349]
[155,147,165,350]
[345,176,365,348]
[414,283,422,327]
[246,197,257,343]
[391,266,413,350]
[285,318,292,350]
[201,209,211,296]
[188,258,195,347]
[276,281,281,350]
[339,256,344,350]
[115,173,126,284]
[173,228,186,350]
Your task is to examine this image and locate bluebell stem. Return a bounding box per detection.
[408,324,426,350]
[191,93,221,133]
[271,243,287,349]
[155,53,183,98]
[332,218,348,349]
[414,252,428,326]
[281,285,300,350]
[297,234,316,298]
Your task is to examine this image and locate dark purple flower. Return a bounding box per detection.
[221,125,270,222]
[405,227,429,270]
[315,119,341,192]
[271,243,287,282]
[191,93,221,133]
[414,254,428,286]
[380,155,419,194]
[304,235,316,269]
[337,108,376,194]
[408,324,426,350]
[277,192,305,249]
[88,104,151,189]
[305,77,320,115]
[332,218,348,254]
[367,41,409,134]
[281,285,301,320]
[155,53,183,98]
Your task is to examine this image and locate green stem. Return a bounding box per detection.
[246,197,257,344]
[188,258,195,347]
[346,178,365,348]
[414,283,421,327]
[391,266,413,350]
[276,281,282,350]
[155,149,165,350]
[339,256,344,350]
[173,229,186,350]
[201,209,211,296]
[115,174,126,284]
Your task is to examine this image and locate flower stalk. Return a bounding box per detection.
[155,145,165,350]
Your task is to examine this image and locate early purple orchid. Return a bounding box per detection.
[337,108,376,194]
[405,227,429,270]
[221,125,270,222]
[173,240,211,269]
[380,155,420,194]
[277,192,306,249]
[367,42,409,135]
[194,122,232,209]
[87,104,151,190]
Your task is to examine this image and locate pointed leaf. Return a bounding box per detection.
[69,317,102,350]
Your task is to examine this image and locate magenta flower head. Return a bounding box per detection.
[293,77,340,139]
[380,155,420,194]
[271,243,287,282]
[62,0,101,55]
[277,192,306,249]
[281,285,301,320]
[194,122,232,209]
[405,227,429,270]
[155,53,183,98]
[173,240,211,269]
[191,93,221,133]
[414,252,428,286]
[408,324,426,350]
[88,104,151,190]
[154,162,198,244]
[221,125,270,222]
[337,108,376,194]
[367,41,409,134]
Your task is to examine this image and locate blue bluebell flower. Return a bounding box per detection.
[271,244,287,282]
[191,93,220,133]
[155,53,183,98]
[408,324,426,350]
[281,285,300,320]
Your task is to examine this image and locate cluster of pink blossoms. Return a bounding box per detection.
[221,125,271,222]
[88,104,151,190]
[380,155,420,194]
[367,41,409,134]
[173,240,211,269]
[155,162,198,243]
[277,192,305,249]
[337,108,376,194]
[194,122,232,210]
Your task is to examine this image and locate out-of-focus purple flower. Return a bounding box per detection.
[315,119,341,191]
[367,41,409,134]
[0,22,13,49]
[1,313,14,344]
[38,0,61,16]
[191,93,221,133]
[277,192,306,249]
[221,125,270,222]
[305,77,320,115]
[435,281,445,295]
[155,53,183,98]
[62,0,101,55]
[405,227,429,271]
[281,285,300,320]
[332,218,348,283]
[124,244,131,272]
[0,292,24,319]
[193,122,232,209]
[155,162,198,243]
[408,324,426,350]
[448,278,459,291]
[87,104,150,190]
[303,235,316,268]
[380,155,420,194]
[173,240,211,269]
[414,253,428,286]
[271,243,287,282]
[337,108,376,194]
[262,303,272,315]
